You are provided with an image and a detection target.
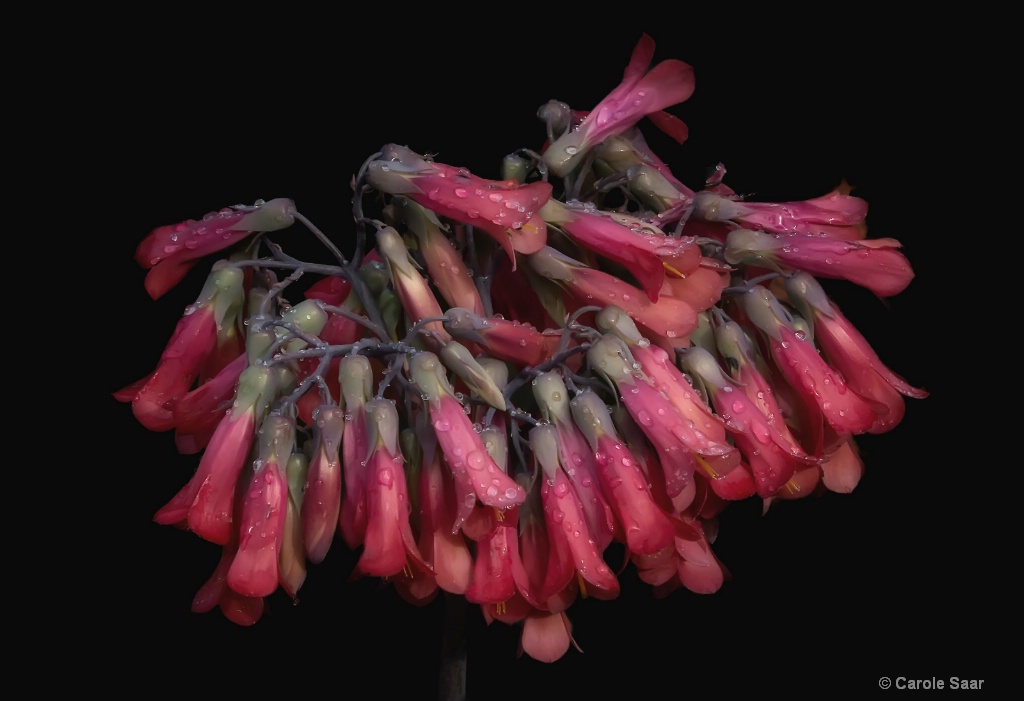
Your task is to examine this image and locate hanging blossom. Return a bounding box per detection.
[117,31,927,666]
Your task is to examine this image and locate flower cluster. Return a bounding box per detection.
[117,34,926,662]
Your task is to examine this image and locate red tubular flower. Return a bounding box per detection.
[355,399,431,580]
[301,405,345,564]
[171,353,247,454]
[366,144,552,265]
[570,390,676,556]
[785,271,929,434]
[544,33,695,176]
[135,198,295,299]
[725,228,915,298]
[279,452,309,600]
[409,352,526,532]
[529,246,698,341]
[116,264,244,432]
[693,188,869,241]
[227,414,295,598]
[153,365,275,544]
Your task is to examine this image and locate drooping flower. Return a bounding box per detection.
[339,354,374,550]
[443,307,562,368]
[135,198,295,299]
[543,33,695,176]
[784,271,929,434]
[279,451,310,600]
[152,364,276,545]
[115,263,244,432]
[725,228,915,298]
[354,398,431,580]
[226,413,295,598]
[692,187,869,240]
[408,351,526,532]
[366,144,552,265]
[301,405,345,564]
[376,224,450,345]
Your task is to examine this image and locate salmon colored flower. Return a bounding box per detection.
[416,434,473,595]
[135,198,295,299]
[366,144,552,265]
[544,33,695,176]
[725,228,915,298]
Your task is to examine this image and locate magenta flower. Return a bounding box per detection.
[444,307,562,368]
[171,353,247,454]
[544,33,695,176]
[366,144,552,265]
[191,538,265,626]
[226,414,295,598]
[725,228,915,298]
[135,198,295,299]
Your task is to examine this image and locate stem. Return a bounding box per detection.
[438,592,467,701]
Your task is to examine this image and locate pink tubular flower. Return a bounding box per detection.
[532,372,616,552]
[417,438,473,595]
[692,188,869,241]
[375,225,451,345]
[466,428,520,605]
[531,424,620,600]
[398,197,485,316]
[679,346,819,497]
[544,33,695,176]
[227,414,295,598]
[116,264,244,432]
[339,355,374,550]
[408,352,526,531]
[443,307,561,368]
[279,452,309,600]
[540,199,697,302]
[529,246,698,342]
[785,271,929,434]
[570,390,675,556]
[191,538,265,626]
[743,286,879,436]
[153,365,275,544]
[725,228,915,298]
[135,198,295,299]
[301,405,345,564]
[171,352,247,454]
[355,399,431,580]
[366,144,552,265]
[520,610,575,663]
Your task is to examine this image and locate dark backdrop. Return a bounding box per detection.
[87,13,985,698]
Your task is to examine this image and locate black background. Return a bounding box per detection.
[84,11,990,697]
